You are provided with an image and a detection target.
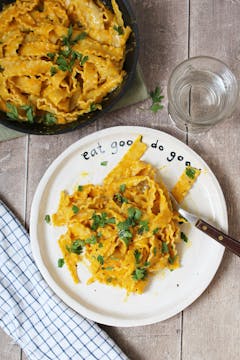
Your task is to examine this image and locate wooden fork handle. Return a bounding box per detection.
[196,219,240,257]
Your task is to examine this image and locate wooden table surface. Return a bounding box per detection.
[1,1,240,359]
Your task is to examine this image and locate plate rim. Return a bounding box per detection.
[30,125,227,326]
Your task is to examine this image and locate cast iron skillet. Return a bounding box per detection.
[0,0,139,135]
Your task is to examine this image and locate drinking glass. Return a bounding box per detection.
[167,56,239,133]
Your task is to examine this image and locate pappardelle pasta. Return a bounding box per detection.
[50,136,200,294]
[0,0,131,124]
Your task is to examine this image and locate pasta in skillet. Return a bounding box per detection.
[0,0,131,124]
[51,136,201,294]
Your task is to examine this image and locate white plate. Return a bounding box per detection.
[30,126,227,327]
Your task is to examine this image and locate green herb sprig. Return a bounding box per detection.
[150,86,164,113]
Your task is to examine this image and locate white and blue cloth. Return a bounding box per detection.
[0,200,128,360]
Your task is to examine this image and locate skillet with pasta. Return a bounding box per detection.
[0,0,132,125]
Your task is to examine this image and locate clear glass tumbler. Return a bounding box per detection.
[167,56,239,133]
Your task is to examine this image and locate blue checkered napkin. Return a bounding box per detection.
[0,200,128,360]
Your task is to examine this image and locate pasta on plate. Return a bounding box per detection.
[50,136,200,294]
[0,0,131,124]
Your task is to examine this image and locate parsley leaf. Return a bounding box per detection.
[44,112,56,125]
[72,205,79,214]
[132,267,147,281]
[80,55,88,66]
[20,105,34,123]
[50,66,58,76]
[153,227,159,235]
[150,103,163,113]
[85,235,97,245]
[72,31,87,43]
[97,255,104,265]
[149,86,164,113]
[185,167,196,179]
[138,220,149,234]
[6,103,19,120]
[113,25,124,35]
[128,207,142,222]
[66,240,83,255]
[101,161,108,166]
[56,54,69,71]
[47,52,55,60]
[119,184,126,193]
[161,242,169,254]
[90,103,97,112]
[134,249,141,264]
[45,214,51,224]
[118,229,133,245]
[113,193,128,205]
[58,258,65,268]
[168,255,177,265]
[91,212,115,230]
[181,231,188,243]
[78,185,83,191]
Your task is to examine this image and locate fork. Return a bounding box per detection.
[169,193,240,257]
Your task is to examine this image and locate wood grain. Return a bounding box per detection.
[182,1,240,359]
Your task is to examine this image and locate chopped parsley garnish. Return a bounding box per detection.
[85,235,97,245]
[47,52,55,60]
[91,212,115,230]
[161,242,169,254]
[119,184,126,193]
[44,112,56,125]
[50,66,58,76]
[66,240,83,255]
[97,255,104,265]
[20,105,34,123]
[90,103,97,112]
[153,247,157,256]
[117,207,143,245]
[153,227,159,235]
[150,86,164,113]
[113,25,124,35]
[181,231,188,243]
[45,214,51,224]
[185,167,196,179]
[80,55,89,66]
[138,220,149,234]
[57,258,65,268]
[72,205,79,214]
[117,218,133,231]
[0,65,4,72]
[113,193,128,204]
[134,249,141,264]
[6,103,18,120]
[168,255,177,265]
[61,25,87,47]
[56,54,69,71]
[100,161,108,166]
[78,185,83,191]
[98,242,103,248]
[132,267,147,281]
[118,229,132,245]
[128,207,142,222]
[46,27,88,74]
